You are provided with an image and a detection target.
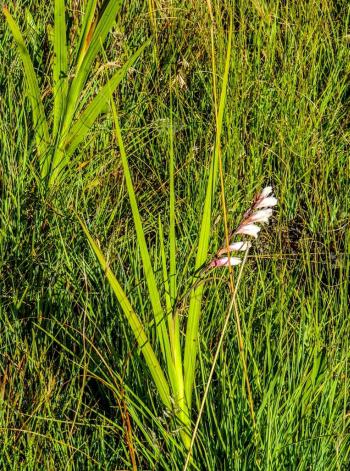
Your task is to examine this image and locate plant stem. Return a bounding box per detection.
[183,250,249,470]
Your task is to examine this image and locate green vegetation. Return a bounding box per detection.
[1,0,349,469]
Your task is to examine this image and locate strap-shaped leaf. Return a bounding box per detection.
[61,41,149,160]
[3,6,50,175]
[78,216,171,409]
[159,217,190,444]
[167,100,189,433]
[75,0,98,73]
[111,104,175,386]
[53,0,68,139]
[183,20,233,409]
[62,0,122,133]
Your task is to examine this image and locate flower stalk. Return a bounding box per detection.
[183,186,278,469]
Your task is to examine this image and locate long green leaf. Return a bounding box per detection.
[183,20,233,409]
[169,93,177,306]
[78,216,171,409]
[168,96,189,436]
[75,0,98,73]
[53,0,68,139]
[160,217,190,446]
[49,42,148,186]
[158,217,174,340]
[62,41,149,160]
[3,6,50,175]
[111,104,175,389]
[62,0,122,134]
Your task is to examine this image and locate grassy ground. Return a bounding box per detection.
[1,0,350,469]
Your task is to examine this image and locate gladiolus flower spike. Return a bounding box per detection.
[209,186,277,268]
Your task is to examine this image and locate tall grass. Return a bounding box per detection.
[3,0,146,187]
[1,0,350,469]
[76,18,234,455]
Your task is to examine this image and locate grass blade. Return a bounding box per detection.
[61,41,149,160]
[53,0,68,140]
[169,93,177,305]
[183,18,233,410]
[77,216,171,409]
[168,97,189,440]
[62,0,122,134]
[111,103,175,388]
[3,6,50,175]
[75,0,98,73]
[158,217,174,339]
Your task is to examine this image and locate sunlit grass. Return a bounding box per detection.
[0,0,349,469]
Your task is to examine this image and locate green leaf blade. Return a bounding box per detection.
[53,0,68,139]
[183,20,233,410]
[3,6,50,176]
[78,216,171,409]
[62,0,123,134]
[111,106,177,394]
[75,0,98,73]
[62,41,148,160]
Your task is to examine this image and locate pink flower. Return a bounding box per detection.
[236,223,261,238]
[260,186,273,198]
[249,208,273,224]
[208,185,277,270]
[255,196,278,209]
[209,256,242,268]
[217,241,251,256]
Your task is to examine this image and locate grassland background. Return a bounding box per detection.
[1,0,350,469]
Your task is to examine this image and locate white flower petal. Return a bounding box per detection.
[255,196,278,209]
[229,241,252,251]
[210,256,242,268]
[250,208,273,224]
[236,223,261,238]
[260,186,273,198]
[217,241,251,256]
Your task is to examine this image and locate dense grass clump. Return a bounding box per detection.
[1,0,349,469]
